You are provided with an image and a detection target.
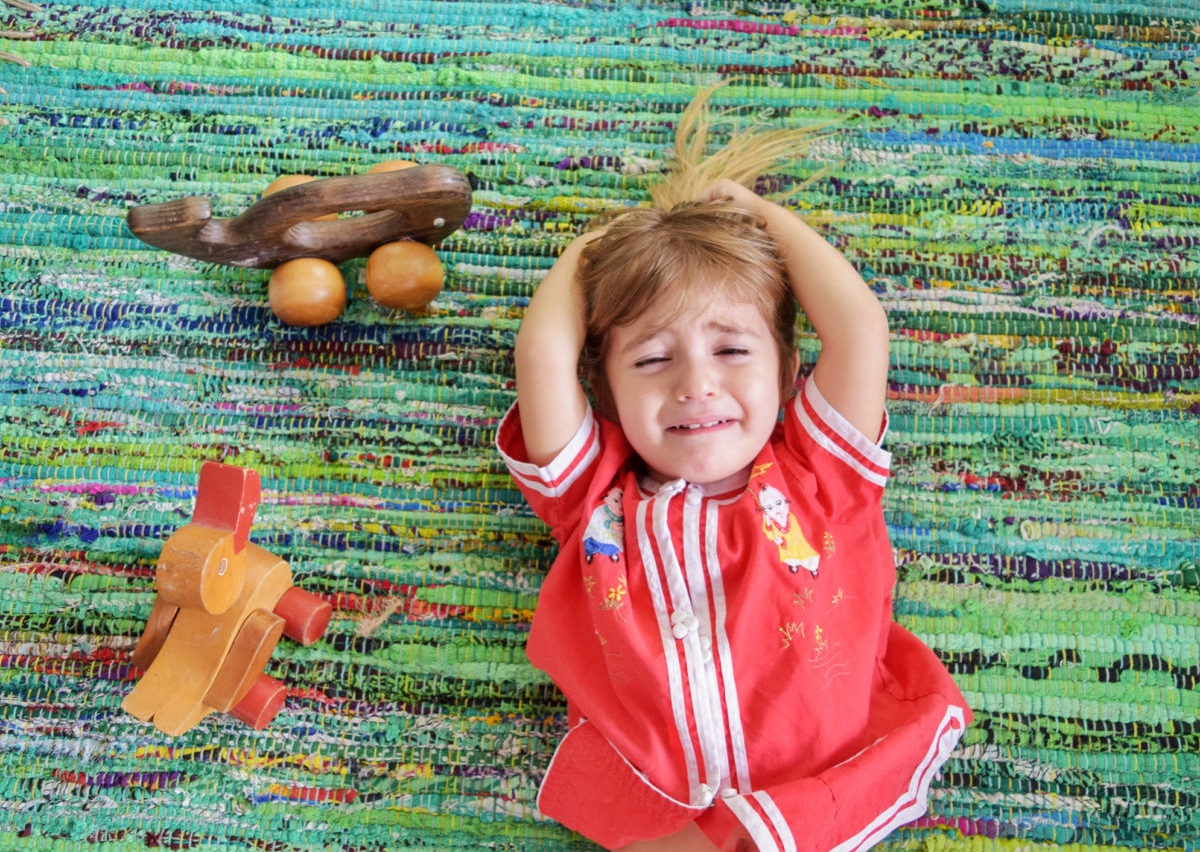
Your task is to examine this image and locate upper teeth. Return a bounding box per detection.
[676,420,723,430]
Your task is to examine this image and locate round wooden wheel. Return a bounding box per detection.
[274,586,332,645]
[230,673,286,730]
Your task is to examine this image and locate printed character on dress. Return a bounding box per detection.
[583,486,625,564]
[755,481,821,578]
[584,487,630,620]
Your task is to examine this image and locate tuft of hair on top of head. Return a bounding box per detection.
[647,79,832,211]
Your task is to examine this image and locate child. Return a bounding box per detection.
[498,87,971,851]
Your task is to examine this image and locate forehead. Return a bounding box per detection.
[611,291,771,347]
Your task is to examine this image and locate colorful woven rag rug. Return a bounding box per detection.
[1,1,1197,849]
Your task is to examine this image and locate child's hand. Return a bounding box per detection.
[699,179,771,217]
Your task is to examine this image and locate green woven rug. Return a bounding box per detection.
[1,1,1197,849]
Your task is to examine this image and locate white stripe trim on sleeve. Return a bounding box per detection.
[753,791,797,852]
[500,406,598,498]
[725,794,780,852]
[793,383,891,488]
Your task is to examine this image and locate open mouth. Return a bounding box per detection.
[668,419,733,432]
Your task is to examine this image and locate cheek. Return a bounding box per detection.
[612,392,653,433]
[608,389,661,446]
[747,385,786,433]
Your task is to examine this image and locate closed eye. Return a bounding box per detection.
[633,355,670,369]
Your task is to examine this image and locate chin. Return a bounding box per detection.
[685,464,753,493]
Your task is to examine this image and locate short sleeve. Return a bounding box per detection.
[496,402,602,531]
[784,378,892,509]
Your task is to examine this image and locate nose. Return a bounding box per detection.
[674,358,718,402]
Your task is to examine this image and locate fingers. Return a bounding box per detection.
[699,180,772,222]
[698,178,747,204]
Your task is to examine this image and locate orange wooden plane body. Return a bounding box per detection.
[123,462,331,736]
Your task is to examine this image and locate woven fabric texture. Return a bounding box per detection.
[1,1,1197,849]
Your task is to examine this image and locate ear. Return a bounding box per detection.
[783,350,801,398]
[588,365,620,422]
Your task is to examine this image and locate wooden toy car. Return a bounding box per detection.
[122,462,332,735]
[126,162,473,325]
[125,163,473,268]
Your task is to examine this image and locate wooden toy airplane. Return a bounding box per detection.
[125,163,473,268]
[123,462,332,735]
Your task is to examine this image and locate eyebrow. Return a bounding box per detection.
[615,320,756,355]
[708,321,754,336]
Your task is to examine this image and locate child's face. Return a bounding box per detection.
[603,291,794,493]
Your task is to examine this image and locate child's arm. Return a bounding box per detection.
[702,179,890,441]
[513,233,597,466]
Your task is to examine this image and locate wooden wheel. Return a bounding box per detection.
[274,587,332,645]
[229,673,286,730]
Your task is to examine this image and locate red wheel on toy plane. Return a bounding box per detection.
[230,673,287,730]
[274,587,332,645]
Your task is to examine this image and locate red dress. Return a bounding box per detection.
[499,379,971,851]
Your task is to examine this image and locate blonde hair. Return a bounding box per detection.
[648,82,827,210]
[578,82,826,419]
